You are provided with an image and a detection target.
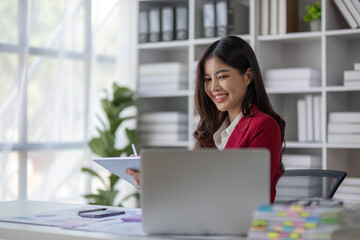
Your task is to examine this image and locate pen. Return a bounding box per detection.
[78,208,107,215]
[131,144,138,156]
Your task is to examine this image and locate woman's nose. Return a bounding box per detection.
[211,78,220,92]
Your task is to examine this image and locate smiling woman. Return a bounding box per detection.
[193,36,286,203]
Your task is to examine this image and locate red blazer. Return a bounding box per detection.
[224,105,281,203]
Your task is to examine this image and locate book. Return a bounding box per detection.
[140,112,187,124]
[265,78,321,88]
[175,6,188,40]
[278,0,298,34]
[328,134,360,143]
[139,74,187,84]
[261,0,270,35]
[344,80,360,87]
[265,68,321,79]
[344,0,360,26]
[328,122,360,133]
[342,177,360,185]
[138,82,187,92]
[140,133,188,142]
[139,123,187,134]
[313,95,322,142]
[161,7,175,41]
[352,0,360,13]
[334,192,360,202]
[270,0,278,35]
[203,2,216,37]
[276,177,322,187]
[297,99,307,142]
[328,112,360,123]
[216,0,233,36]
[306,95,314,141]
[139,62,187,76]
[138,11,148,43]
[344,70,360,80]
[277,186,322,197]
[337,185,360,194]
[149,8,161,42]
[282,154,322,167]
[333,0,358,29]
[355,62,360,70]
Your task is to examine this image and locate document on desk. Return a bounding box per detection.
[0,206,144,235]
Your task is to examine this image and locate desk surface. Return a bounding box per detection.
[0,200,244,240]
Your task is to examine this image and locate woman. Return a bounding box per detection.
[127,35,285,203]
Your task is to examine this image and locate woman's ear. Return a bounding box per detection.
[245,68,253,85]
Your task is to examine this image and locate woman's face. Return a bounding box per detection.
[204,56,252,122]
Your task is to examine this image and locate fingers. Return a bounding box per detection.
[125,169,141,186]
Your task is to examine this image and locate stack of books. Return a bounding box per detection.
[328,112,360,144]
[297,94,322,142]
[265,68,321,89]
[334,177,360,205]
[138,62,187,93]
[276,154,322,202]
[344,62,360,87]
[248,204,341,240]
[333,0,360,29]
[261,0,299,35]
[139,111,188,145]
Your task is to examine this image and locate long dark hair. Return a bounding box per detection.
[193,36,286,173]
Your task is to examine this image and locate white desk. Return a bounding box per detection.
[0,201,244,240]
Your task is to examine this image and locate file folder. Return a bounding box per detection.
[161,7,175,41]
[149,8,161,42]
[175,6,188,40]
[138,10,148,43]
[203,2,216,37]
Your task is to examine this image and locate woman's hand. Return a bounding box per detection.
[125,169,141,186]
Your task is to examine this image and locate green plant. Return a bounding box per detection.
[82,82,138,206]
[303,2,321,23]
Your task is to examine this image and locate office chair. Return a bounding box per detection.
[275,169,347,203]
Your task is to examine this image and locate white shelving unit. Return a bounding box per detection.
[135,0,360,180]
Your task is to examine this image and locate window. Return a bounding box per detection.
[0,0,136,203]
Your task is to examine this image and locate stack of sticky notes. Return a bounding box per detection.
[247,204,340,240]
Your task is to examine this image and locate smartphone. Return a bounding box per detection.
[79,209,125,218]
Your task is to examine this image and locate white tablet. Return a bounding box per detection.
[93,156,140,188]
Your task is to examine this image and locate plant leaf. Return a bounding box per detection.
[81,167,107,187]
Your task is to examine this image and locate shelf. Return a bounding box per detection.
[266,88,322,94]
[193,34,251,46]
[258,32,322,42]
[326,86,360,92]
[326,143,360,149]
[138,40,189,50]
[285,141,323,149]
[137,90,191,98]
[326,29,360,38]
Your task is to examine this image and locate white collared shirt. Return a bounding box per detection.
[213,112,243,150]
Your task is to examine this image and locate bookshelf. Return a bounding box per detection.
[135,0,360,200]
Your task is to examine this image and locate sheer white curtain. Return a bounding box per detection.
[0,0,137,205]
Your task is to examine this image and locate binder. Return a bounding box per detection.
[161,7,175,41]
[216,0,233,36]
[203,2,216,37]
[138,11,149,43]
[176,6,188,40]
[149,8,161,42]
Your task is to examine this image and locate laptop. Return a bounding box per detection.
[140,149,270,236]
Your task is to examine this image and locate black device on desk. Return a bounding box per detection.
[79,209,125,218]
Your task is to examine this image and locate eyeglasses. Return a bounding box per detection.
[287,197,343,208]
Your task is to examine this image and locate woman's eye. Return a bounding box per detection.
[204,77,211,82]
[218,75,228,80]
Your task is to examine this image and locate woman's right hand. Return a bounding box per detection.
[125,169,141,186]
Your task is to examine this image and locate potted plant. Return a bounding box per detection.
[82,82,138,206]
[303,2,322,31]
